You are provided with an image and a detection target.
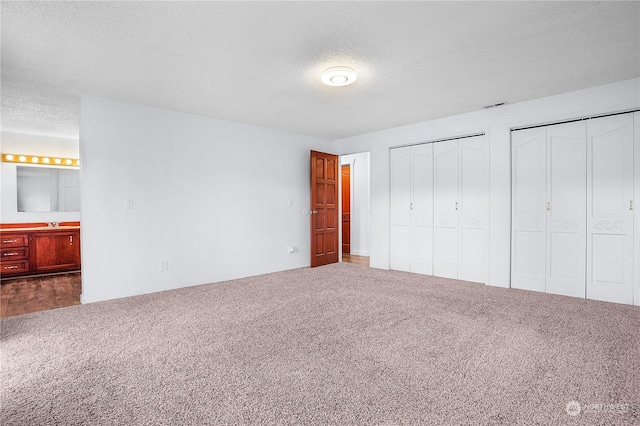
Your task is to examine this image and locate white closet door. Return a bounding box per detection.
[545,122,587,298]
[587,114,634,304]
[511,128,547,292]
[635,112,640,307]
[434,140,459,279]
[410,144,434,274]
[458,136,488,283]
[390,147,411,271]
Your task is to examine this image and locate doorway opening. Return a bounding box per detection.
[340,152,370,267]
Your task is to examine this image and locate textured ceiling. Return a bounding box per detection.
[1,1,639,140]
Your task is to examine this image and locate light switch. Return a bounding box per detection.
[125,198,134,209]
[287,199,293,207]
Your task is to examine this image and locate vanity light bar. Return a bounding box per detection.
[1,153,80,167]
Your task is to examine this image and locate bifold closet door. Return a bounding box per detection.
[410,144,434,275]
[587,114,634,304]
[511,128,546,292]
[434,140,459,279]
[390,144,434,274]
[545,122,586,298]
[457,136,488,282]
[636,112,640,307]
[434,136,487,282]
[390,147,411,272]
[511,123,586,297]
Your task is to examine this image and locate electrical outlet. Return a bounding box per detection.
[160,260,169,272]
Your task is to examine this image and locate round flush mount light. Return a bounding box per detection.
[321,66,357,87]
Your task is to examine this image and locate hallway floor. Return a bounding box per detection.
[342,253,370,267]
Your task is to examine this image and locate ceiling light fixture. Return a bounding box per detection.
[321,66,357,87]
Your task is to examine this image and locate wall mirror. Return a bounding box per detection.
[17,166,80,212]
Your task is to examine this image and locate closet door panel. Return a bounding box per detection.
[546,122,586,298]
[635,112,640,307]
[587,114,634,304]
[458,136,488,283]
[390,147,411,272]
[511,128,546,292]
[434,140,459,279]
[410,144,434,274]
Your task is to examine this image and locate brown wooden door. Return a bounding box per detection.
[341,164,351,254]
[310,150,339,267]
[33,231,81,272]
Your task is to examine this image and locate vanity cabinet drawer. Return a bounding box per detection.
[1,260,30,275]
[1,247,29,261]
[1,234,29,248]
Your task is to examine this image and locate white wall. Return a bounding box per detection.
[80,95,330,303]
[334,78,640,289]
[341,152,370,256]
[1,131,80,223]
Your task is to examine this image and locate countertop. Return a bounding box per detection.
[1,226,80,232]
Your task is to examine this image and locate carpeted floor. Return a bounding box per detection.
[1,263,639,425]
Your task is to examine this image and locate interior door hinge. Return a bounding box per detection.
[546,202,551,211]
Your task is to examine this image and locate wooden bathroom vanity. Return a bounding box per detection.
[1,222,81,277]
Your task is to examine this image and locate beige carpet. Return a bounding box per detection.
[1,263,639,425]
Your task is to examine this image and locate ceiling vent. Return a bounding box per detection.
[483,101,509,109]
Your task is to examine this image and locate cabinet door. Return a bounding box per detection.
[458,136,488,283]
[546,121,587,298]
[390,147,411,271]
[411,144,434,275]
[33,232,81,272]
[434,139,459,279]
[587,114,634,304]
[511,128,546,292]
